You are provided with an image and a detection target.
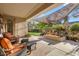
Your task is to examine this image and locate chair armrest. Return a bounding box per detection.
[4,44,26,52]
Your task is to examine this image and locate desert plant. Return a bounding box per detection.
[67,23,79,42]
[69,23,79,32]
[36,22,47,30]
[52,24,65,31]
[36,22,53,32]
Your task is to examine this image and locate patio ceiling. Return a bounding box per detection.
[0,3,53,19]
[26,3,63,22]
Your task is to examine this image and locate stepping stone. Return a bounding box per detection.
[47,49,66,56]
[29,41,54,56]
[53,42,78,53]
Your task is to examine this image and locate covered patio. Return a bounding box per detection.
[27,36,79,56]
[0,3,79,56]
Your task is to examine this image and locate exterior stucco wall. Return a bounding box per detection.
[2,16,28,37]
[14,18,28,37]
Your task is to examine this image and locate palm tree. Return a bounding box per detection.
[63,16,69,35]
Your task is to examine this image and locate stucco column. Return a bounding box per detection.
[25,22,28,34]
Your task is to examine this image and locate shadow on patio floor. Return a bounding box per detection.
[38,37,61,45]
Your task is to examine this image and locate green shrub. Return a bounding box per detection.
[70,23,79,31]
[52,24,65,31]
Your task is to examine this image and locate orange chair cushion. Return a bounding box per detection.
[1,38,25,55]
[1,38,14,49]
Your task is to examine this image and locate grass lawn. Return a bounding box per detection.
[28,32,41,36]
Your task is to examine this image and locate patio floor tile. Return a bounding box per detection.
[47,49,66,56]
[53,42,78,53]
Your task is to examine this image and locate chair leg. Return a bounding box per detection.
[26,50,31,55]
[0,47,6,56]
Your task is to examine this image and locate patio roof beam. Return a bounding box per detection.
[25,3,53,20]
[47,4,78,22]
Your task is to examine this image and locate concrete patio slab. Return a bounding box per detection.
[28,36,79,56]
[47,48,66,56]
[29,40,55,56]
[70,48,79,56]
[53,42,78,53]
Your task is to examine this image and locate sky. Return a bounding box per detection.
[68,16,79,22]
[35,3,79,23]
